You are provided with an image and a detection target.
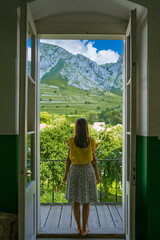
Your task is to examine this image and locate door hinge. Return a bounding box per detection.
[132,163,136,185]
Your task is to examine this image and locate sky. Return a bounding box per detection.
[28,39,123,65]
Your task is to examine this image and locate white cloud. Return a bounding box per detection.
[40,39,86,55]
[40,39,119,65]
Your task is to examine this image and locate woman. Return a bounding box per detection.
[63,118,101,236]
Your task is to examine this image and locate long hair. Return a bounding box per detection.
[74,118,89,148]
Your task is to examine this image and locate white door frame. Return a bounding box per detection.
[18,7,136,237]
[18,1,39,239]
[36,39,41,234]
[37,28,136,238]
[37,33,127,235]
[124,9,137,240]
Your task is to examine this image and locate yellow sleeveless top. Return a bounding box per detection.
[67,136,97,164]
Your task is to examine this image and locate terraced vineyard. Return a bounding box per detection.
[40,81,122,116]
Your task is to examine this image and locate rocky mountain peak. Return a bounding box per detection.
[38,42,123,95]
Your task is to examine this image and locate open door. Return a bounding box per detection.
[18,0,39,239]
[124,9,137,240]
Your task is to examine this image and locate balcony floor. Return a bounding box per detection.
[39,203,124,237]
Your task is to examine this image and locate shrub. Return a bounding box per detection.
[85,100,91,104]
[40,119,123,204]
[40,112,52,124]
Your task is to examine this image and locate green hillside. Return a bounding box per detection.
[41,59,67,82]
[40,80,122,116]
[100,62,115,69]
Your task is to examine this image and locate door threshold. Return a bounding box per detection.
[37,233,125,239]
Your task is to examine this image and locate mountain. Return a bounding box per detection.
[39,43,123,94]
[100,62,115,69]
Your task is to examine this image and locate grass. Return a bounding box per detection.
[40,80,122,116]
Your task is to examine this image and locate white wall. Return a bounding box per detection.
[0,0,19,135]
[129,0,147,8]
[133,0,160,138]
[147,1,160,137]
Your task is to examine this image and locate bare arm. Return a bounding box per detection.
[92,150,101,184]
[63,142,71,182]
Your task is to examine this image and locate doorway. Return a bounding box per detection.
[38,38,124,236]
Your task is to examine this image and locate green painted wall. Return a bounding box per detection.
[136,135,148,239]
[0,135,18,214]
[147,136,160,239]
[136,135,160,240]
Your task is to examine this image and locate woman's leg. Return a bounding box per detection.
[73,201,81,231]
[82,202,90,235]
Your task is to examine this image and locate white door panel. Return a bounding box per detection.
[26,182,36,240]
[125,9,136,240]
[19,0,38,239]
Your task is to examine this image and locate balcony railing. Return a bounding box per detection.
[40,159,122,204]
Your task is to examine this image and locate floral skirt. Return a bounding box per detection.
[65,162,99,204]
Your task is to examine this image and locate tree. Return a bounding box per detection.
[40,119,74,203]
[39,116,123,204]
[95,124,123,202]
[87,112,98,124]
[98,109,122,125]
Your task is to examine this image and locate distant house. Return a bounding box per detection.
[40,123,52,130]
[92,122,105,132]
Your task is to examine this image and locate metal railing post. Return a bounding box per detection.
[116,160,118,203]
[40,158,122,204]
[104,166,106,201]
[100,160,102,202]
[42,161,43,191]
[52,161,54,203]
